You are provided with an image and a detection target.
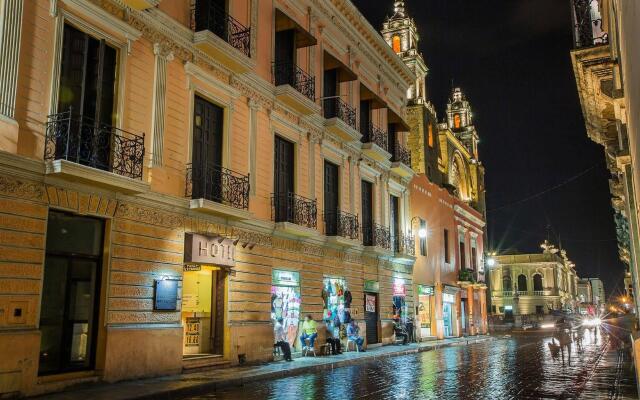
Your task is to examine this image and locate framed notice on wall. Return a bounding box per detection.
[184,317,200,347]
[154,279,178,311]
[365,294,376,313]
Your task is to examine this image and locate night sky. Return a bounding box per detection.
[352,0,625,297]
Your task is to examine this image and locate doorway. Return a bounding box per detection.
[38,211,104,376]
[182,267,226,357]
[443,302,453,337]
[192,96,224,202]
[364,293,379,344]
[461,299,468,335]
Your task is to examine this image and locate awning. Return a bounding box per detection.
[360,83,386,109]
[275,9,317,48]
[324,51,357,82]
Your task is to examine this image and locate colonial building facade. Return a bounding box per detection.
[489,242,580,317]
[382,1,488,339]
[0,0,419,396]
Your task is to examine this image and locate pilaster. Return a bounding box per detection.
[0,0,24,152]
[150,43,174,167]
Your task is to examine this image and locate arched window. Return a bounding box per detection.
[428,124,434,147]
[392,35,401,53]
[533,274,543,291]
[517,274,527,292]
[502,275,512,291]
[453,114,461,129]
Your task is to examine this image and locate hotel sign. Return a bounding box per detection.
[184,233,235,267]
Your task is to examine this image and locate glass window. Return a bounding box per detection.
[392,35,401,53]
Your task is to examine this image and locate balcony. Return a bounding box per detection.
[324,210,360,247]
[390,143,414,178]
[458,269,476,285]
[323,98,361,142]
[571,0,608,49]
[361,123,391,162]
[192,0,253,73]
[44,110,148,194]
[186,163,251,219]
[533,290,545,297]
[272,192,318,237]
[393,232,415,262]
[273,62,319,115]
[363,223,391,254]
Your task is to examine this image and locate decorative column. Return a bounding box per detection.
[349,156,356,214]
[0,0,24,152]
[467,286,475,335]
[435,283,444,339]
[150,43,173,166]
[308,132,317,199]
[248,99,259,195]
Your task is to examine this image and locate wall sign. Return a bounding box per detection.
[184,264,202,272]
[393,278,407,296]
[443,293,455,303]
[364,280,379,293]
[418,285,434,296]
[184,317,200,347]
[184,233,235,267]
[272,270,300,286]
[365,294,376,313]
[154,279,178,311]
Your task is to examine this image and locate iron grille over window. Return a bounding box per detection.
[323,97,357,130]
[325,210,359,240]
[44,109,145,180]
[363,222,391,249]
[272,192,318,228]
[362,122,388,151]
[185,163,250,210]
[272,62,316,102]
[193,0,251,57]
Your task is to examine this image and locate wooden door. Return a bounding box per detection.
[390,195,400,252]
[274,136,294,221]
[324,161,339,235]
[192,96,224,200]
[274,30,295,86]
[360,100,371,138]
[361,180,373,245]
[323,69,338,119]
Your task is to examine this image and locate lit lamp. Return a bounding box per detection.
[410,216,427,239]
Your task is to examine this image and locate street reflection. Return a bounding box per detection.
[185,318,636,400]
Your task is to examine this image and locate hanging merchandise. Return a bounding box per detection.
[271,270,302,347]
[322,277,348,325]
[344,290,352,308]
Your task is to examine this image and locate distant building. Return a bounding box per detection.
[588,278,606,307]
[488,241,580,317]
[577,279,593,304]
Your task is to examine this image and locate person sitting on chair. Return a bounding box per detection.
[300,314,318,352]
[346,320,365,352]
[326,317,343,355]
[274,317,293,361]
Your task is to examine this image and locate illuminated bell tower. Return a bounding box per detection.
[446,87,479,160]
[381,1,428,104]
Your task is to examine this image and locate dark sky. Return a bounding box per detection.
[352,0,625,296]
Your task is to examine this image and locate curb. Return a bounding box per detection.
[131,336,494,400]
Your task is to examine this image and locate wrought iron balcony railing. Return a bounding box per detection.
[272,192,317,229]
[272,62,316,102]
[186,163,250,210]
[361,122,388,152]
[393,232,415,256]
[44,109,145,179]
[324,210,359,240]
[571,0,608,48]
[362,222,391,249]
[323,97,357,130]
[193,0,251,57]
[392,143,411,166]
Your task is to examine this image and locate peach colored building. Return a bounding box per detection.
[0,0,419,396]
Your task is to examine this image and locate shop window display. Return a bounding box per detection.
[271,271,302,348]
[322,278,351,338]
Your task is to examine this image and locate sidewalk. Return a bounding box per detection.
[41,335,494,400]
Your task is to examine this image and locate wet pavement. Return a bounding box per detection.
[184,317,637,400]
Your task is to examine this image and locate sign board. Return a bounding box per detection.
[184,233,235,267]
[365,294,376,313]
[364,280,379,293]
[184,317,200,347]
[418,285,434,296]
[154,279,178,311]
[443,293,455,303]
[393,278,406,296]
[184,264,202,272]
[272,270,300,287]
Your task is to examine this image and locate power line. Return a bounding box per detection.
[487,163,602,213]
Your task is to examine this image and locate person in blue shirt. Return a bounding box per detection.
[346,320,365,352]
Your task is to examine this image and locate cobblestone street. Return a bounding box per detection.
[185,318,637,400]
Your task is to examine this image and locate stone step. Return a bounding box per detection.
[182,354,231,372]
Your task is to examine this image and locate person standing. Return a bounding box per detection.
[300,314,318,351]
[346,320,365,352]
[274,317,293,361]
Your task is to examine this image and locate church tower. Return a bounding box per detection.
[446,87,479,160]
[381,1,428,104]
